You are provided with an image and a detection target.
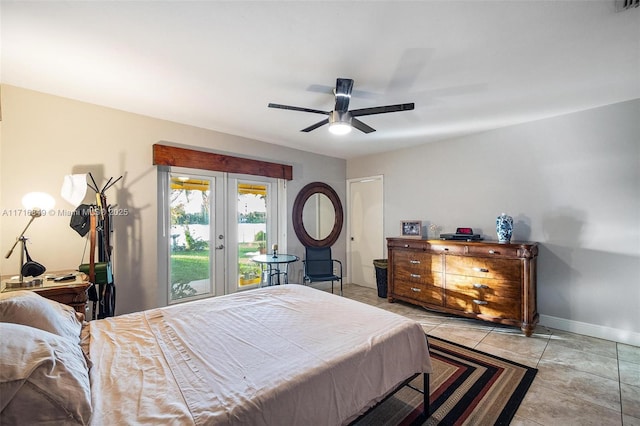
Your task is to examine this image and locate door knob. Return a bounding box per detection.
[215,244,224,250]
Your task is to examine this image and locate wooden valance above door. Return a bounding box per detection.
[152,144,293,180]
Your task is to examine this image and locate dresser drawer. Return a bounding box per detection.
[388,239,428,250]
[394,250,442,273]
[445,274,521,319]
[464,244,521,258]
[428,242,467,255]
[445,256,522,281]
[395,267,438,283]
[394,268,443,287]
[394,276,443,305]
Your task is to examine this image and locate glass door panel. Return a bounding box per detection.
[226,176,278,293]
[237,182,268,288]
[168,174,215,303]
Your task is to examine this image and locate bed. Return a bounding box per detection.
[0,284,431,425]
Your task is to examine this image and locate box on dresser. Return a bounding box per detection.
[387,238,538,336]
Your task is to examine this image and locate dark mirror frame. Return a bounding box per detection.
[292,182,343,248]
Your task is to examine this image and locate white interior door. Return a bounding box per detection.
[348,176,384,288]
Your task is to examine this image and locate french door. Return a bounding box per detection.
[226,175,278,294]
[158,168,281,305]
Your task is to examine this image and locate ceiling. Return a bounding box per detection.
[2,1,639,159]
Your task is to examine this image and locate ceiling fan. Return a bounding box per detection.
[268,78,415,135]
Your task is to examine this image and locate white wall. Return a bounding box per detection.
[347,99,640,345]
[0,85,346,314]
[3,85,638,345]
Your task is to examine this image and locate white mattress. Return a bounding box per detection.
[88,284,431,425]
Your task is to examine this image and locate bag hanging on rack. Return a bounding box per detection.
[78,262,112,284]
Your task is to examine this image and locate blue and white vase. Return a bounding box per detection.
[496,213,513,243]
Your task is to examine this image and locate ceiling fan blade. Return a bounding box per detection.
[350,103,415,117]
[334,78,354,113]
[351,118,376,134]
[301,118,329,132]
[268,103,329,115]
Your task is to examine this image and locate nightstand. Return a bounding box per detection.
[1,271,90,314]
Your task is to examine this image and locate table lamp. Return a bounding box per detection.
[4,192,55,285]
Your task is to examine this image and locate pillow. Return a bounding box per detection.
[79,321,93,369]
[0,290,82,343]
[0,322,92,425]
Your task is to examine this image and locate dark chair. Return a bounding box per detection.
[302,246,343,295]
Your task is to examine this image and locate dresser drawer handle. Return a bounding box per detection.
[409,260,421,264]
[473,267,489,273]
[488,250,498,254]
[442,247,449,251]
[411,287,422,292]
[473,299,488,305]
[404,244,410,248]
[410,273,421,279]
[473,283,489,289]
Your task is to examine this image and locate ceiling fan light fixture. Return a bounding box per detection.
[328,111,352,135]
[329,122,352,135]
[268,77,413,134]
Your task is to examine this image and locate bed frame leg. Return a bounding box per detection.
[422,373,430,421]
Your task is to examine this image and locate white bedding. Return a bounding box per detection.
[89,284,431,425]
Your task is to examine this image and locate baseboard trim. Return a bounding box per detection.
[539,314,640,346]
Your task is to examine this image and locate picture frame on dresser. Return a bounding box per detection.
[400,220,422,238]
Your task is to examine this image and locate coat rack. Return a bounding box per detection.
[85,173,121,319]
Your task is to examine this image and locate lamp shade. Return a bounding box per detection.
[22,192,55,213]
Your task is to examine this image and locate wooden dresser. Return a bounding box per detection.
[387,238,538,336]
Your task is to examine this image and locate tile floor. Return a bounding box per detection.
[337,283,640,426]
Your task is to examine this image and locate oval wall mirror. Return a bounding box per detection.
[302,193,335,241]
[293,182,343,247]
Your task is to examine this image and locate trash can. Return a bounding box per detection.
[373,259,388,298]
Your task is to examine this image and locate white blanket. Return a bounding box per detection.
[89,284,431,425]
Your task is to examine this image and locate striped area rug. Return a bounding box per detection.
[355,335,537,426]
